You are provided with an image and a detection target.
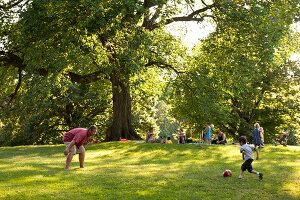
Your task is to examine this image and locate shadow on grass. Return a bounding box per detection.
[85,142,299,199]
[0,142,299,199]
[0,145,64,159]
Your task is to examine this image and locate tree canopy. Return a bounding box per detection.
[0,0,299,146]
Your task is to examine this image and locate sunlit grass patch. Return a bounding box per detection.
[0,143,299,199]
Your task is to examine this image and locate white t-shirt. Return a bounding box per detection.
[240,143,256,161]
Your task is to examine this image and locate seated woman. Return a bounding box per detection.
[274,129,290,146]
[212,130,227,145]
[146,127,155,143]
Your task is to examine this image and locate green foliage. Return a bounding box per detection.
[131,68,164,136]
[0,0,190,144]
[169,0,300,142]
[286,130,300,145]
[0,73,111,146]
[1,0,299,145]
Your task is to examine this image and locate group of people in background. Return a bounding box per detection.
[203,124,227,145]
[145,123,290,147]
[146,124,228,145]
[145,127,182,144]
[250,123,290,147]
[146,127,173,144]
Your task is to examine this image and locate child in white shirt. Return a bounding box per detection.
[238,136,263,181]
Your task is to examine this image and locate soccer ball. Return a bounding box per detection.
[223,169,232,177]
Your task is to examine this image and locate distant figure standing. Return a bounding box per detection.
[238,136,263,181]
[259,127,264,147]
[178,128,186,144]
[63,125,97,170]
[252,123,262,148]
[204,124,213,144]
[201,125,206,142]
[146,127,154,143]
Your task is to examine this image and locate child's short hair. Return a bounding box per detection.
[238,136,247,144]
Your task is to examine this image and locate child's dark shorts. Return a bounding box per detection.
[241,159,253,172]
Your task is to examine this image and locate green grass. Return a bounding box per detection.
[0,142,299,200]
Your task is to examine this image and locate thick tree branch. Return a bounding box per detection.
[143,0,157,9]
[68,70,109,84]
[145,59,197,93]
[143,3,216,30]
[0,51,25,107]
[0,51,111,104]
[0,51,24,68]
[165,3,216,25]
[0,0,29,10]
[145,60,184,74]
[6,66,22,106]
[165,14,212,24]
[200,0,208,7]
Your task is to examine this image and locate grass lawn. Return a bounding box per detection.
[0,142,299,200]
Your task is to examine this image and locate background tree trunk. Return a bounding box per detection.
[105,72,140,141]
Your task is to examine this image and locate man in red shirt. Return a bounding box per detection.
[63,125,97,170]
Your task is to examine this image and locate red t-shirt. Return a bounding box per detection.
[63,128,89,147]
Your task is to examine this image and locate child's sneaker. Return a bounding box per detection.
[259,173,263,181]
[238,175,243,179]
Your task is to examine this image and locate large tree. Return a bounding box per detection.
[0,0,216,144]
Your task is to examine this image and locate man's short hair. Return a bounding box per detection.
[88,125,97,131]
[238,136,247,144]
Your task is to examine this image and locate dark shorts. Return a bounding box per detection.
[241,159,253,173]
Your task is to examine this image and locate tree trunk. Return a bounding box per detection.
[105,72,140,141]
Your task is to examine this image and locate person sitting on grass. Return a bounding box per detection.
[238,136,263,181]
[212,130,227,145]
[274,129,290,146]
[63,125,97,170]
[146,127,155,143]
[166,136,172,144]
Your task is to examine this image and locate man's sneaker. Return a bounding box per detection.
[259,173,263,181]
